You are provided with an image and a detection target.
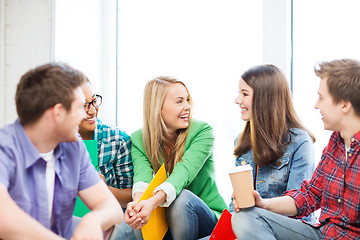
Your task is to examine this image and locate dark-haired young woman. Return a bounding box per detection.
[230,64,316,222]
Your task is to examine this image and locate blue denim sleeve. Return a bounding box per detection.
[286,132,315,191]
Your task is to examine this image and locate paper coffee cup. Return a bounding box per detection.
[229,165,255,208]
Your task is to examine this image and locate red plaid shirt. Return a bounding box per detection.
[285,131,360,240]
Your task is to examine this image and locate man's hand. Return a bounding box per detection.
[75,181,124,239]
[71,215,103,240]
[233,190,265,212]
[253,190,266,208]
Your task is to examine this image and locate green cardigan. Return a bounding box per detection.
[131,119,227,219]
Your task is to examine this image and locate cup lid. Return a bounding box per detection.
[228,164,253,174]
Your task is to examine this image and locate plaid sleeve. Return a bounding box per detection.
[114,134,133,189]
[284,159,324,218]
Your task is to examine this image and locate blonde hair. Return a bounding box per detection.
[143,76,193,173]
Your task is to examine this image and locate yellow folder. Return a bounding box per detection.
[138,164,168,240]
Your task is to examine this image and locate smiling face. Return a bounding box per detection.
[161,83,191,136]
[79,82,99,139]
[315,77,343,131]
[235,78,254,121]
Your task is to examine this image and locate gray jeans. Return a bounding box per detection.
[232,207,323,240]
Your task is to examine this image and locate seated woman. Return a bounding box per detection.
[230,64,316,223]
[124,76,227,240]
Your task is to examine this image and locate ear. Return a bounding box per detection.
[341,100,352,114]
[51,103,66,123]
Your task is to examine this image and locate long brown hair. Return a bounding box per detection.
[142,76,193,173]
[234,64,315,166]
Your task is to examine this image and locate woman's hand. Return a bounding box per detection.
[124,199,156,230]
[132,199,156,228]
[124,201,144,229]
[124,192,144,228]
[124,190,166,230]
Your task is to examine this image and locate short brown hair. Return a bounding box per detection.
[16,62,87,125]
[315,59,360,116]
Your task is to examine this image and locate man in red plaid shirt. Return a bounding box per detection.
[231,59,360,239]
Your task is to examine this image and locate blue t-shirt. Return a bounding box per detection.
[0,119,100,239]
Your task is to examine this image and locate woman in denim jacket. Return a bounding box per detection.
[230,64,316,222]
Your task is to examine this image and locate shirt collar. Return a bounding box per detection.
[92,118,102,140]
[351,130,360,147]
[335,130,360,148]
[15,119,61,169]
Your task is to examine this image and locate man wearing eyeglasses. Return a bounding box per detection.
[79,80,134,210]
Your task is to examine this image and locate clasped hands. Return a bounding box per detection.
[124,198,155,230]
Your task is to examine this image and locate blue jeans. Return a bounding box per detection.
[112,222,137,240]
[232,207,323,239]
[168,189,217,240]
[135,190,217,240]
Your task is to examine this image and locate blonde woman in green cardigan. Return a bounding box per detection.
[124,76,227,239]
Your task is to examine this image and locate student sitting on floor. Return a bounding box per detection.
[232,59,360,240]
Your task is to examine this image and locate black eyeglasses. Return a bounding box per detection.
[84,94,102,112]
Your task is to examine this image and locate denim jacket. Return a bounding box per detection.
[229,128,316,221]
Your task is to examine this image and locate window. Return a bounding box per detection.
[292,0,360,162]
[55,0,117,124]
[116,0,263,204]
[55,0,360,205]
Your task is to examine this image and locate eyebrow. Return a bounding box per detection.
[175,95,190,100]
[88,94,96,100]
[85,94,96,103]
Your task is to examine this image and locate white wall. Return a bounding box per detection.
[0,0,291,204]
[0,0,54,127]
[54,0,117,126]
[263,0,291,80]
[292,0,360,163]
[115,0,292,204]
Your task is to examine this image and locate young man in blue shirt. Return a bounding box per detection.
[0,63,123,239]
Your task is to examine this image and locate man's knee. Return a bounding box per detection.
[231,207,263,235]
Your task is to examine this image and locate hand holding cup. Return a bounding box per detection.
[229,165,255,209]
